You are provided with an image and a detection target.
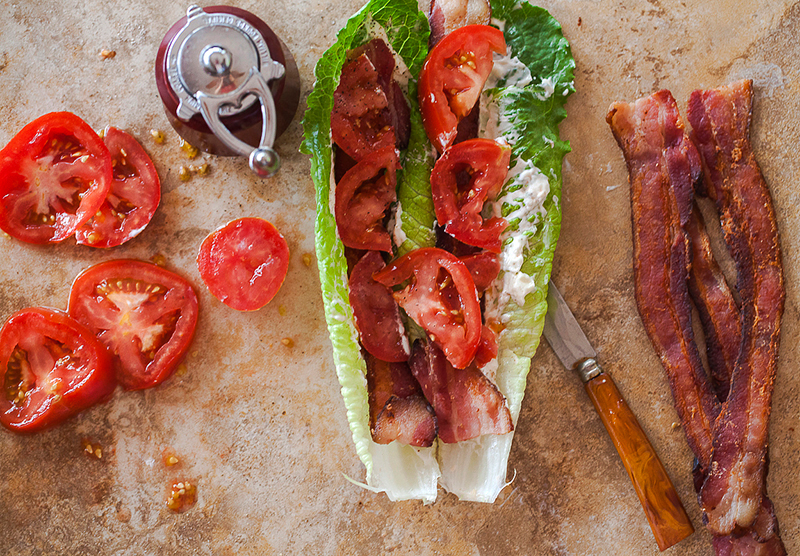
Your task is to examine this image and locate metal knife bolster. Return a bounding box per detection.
[574,358,602,383]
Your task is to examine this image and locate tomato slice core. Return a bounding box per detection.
[0,112,112,243]
[418,25,506,153]
[0,307,115,433]
[431,138,510,252]
[197,217,289,311]
[68,260,198,391]
[75,127,160,248]
[373,247,481,369]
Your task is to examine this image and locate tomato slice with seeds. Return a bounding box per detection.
[418,25,506,153]
[373,247,481,369]
[431,138,510,252]
[0,112,112,243]
[197,217,289,311]
[335,145,399,252]
[331,50,395,161]
[0,307,115,433]
[67,260,199,391]
[75,127,160,248]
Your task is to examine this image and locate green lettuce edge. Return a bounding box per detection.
[438,1,575,502]
[300,0,432,487]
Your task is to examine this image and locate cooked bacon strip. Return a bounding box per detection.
[607,90,719,469]
[366,354,437,447]
[712,496,786,556]
[428,0,491,46]
[349,251,410,363]
[687,80,785,536]
[686,204,741,401]
[408,340,512,443]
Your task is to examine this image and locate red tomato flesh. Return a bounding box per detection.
[331,39,411,161]
[418,25,506,153]
[0,307,115,433]
[460,251,501,292]
[68,260,198,391]
[197,217,289,311]
[431,138,510,252]
[0,112,112,243]
[373,247,481,369]
[76,127,160,248]
[349,251,410,363]
[335,145,399,253]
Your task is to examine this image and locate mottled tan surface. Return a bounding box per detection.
[0,1,797,555]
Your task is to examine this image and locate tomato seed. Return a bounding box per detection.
[150,129,166,144]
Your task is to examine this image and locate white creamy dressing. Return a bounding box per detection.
[479,46,553,319]
[536,76,557,100]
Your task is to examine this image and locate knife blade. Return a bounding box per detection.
[543,280,694,551]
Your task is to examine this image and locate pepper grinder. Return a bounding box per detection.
[155,5,300,177]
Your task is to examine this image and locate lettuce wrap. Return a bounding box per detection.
[301,0,574,503]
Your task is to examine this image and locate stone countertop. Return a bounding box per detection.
[0,1,797,554]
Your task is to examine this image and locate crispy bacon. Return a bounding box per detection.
[427,0,491,47]
[607,90,719,469]
[686,204,741,401]
[408,340,512,443]
[366,354,437,447]
[687,80,785,536]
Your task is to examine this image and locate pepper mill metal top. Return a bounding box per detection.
[156,5,299,178]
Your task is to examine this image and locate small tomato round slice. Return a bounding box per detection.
[335,145,399,252]
[76,127,161,248]
[0,307,115,433]
[67,260,198,391]
[0,112,112,243]
[373,247,481,369]
[197,217,289,311]
[431,138,510,252]
[418,25,506,152]
[349,251,410,363]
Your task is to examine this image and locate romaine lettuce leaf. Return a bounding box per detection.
[302,0,574,504]
[300,0,439,503]
[439,1,574,502]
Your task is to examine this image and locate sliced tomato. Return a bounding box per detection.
[67,260,198,391]
[335,145,399,252]
[349,251,410,363]
[0,112,112,243]
[474,325,498,368]
[431,138,510,252]
[197,217,289,311]
[418,25,506,153]
[331,39,410,161]
[75,127,160,248]
[460,250,500,293]
[373,247,481,369]
[0,307,115,433]
[331,49,395,161]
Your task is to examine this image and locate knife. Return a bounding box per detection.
[543,280,694,551]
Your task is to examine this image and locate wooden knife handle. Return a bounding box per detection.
[584,372,694,551]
